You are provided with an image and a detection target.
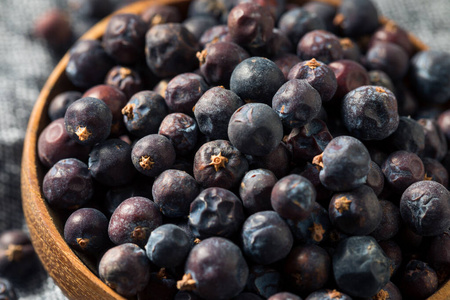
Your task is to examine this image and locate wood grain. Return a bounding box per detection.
[21,1,189,299]
[20,0,447,299]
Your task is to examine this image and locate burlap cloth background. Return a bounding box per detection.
[0,0,449,298]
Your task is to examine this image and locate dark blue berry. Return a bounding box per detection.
[341,85,399,141]
[102,13,147,65]
[271,174,316,221]
[64,97,113,146]
[145,224,191,268]
[88,138,136,186]
[239,169,277,215]
[63,208,110,258]
[246,265,282,299]
[334,0,379,38]
[284,244,331,294]
[278,7,326,46]
[400,180,450,236]
[241,210,294,265]
[131,134,176,177]
[227,3,274,49]
[108,196,162,248]
[145,23,199,78]
[272,79,322,129]
[99,243,151,297]
[178,237,249,300]
[228,103,283,156]
[287,58,337,103]
[409,50,450,104]
[164,72,209,116]
[197,42,249,88]
[38,118,91,168]
[193,139,249,189]
[122,90,168,138]
[230,57,285,105]
[152,169,200,218]
[328,185,382,236]
[65,40,114,88]
[316,135,370,192]
[194,87,244,140]
[189,187,245,239]
[332,236,391,298]
[158,113,199,156]
[42,158,93,210]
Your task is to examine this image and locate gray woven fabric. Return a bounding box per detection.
[0,0,67,299]
[0,0,448,299]
[374,0,450,52]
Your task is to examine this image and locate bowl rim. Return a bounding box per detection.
[21,0,189,299]
[21,0,448,299]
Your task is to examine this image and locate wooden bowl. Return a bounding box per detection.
[20,0,448,299]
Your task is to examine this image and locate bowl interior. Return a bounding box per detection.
[21,0,447,299]
[21,1,189,299]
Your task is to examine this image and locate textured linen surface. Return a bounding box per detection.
[0,0,449,299]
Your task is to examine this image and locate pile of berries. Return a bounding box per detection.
[36,0,450,299]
